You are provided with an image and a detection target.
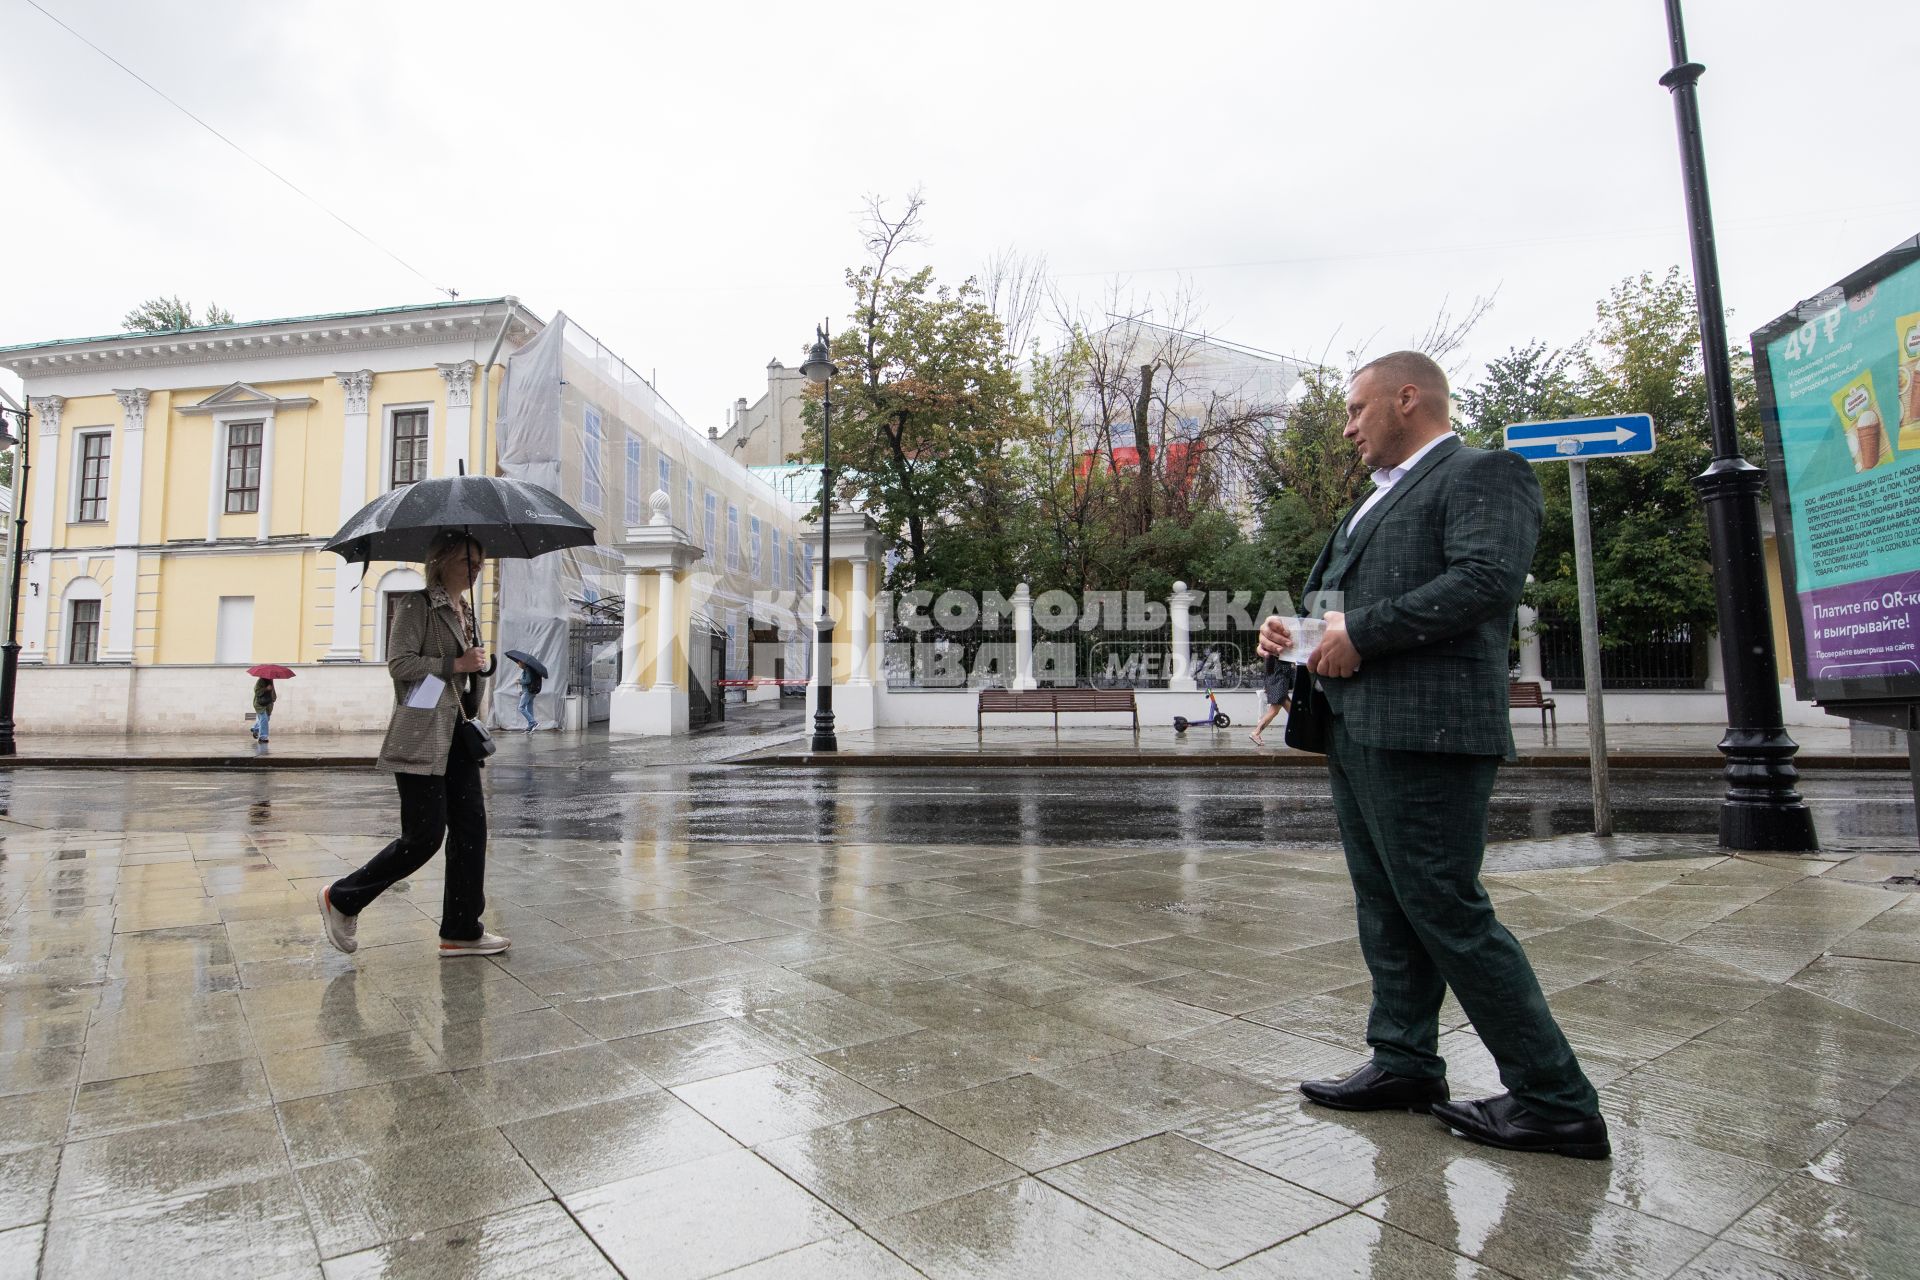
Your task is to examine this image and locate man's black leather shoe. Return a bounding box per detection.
[1299,1063,1449,1113]
[1431,1093,1611,1160]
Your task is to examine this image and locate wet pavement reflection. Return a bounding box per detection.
[0,762,1915,1277]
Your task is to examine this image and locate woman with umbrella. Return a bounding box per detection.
[247,664,292,743]
[314,471,594,960]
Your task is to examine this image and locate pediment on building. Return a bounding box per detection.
[178,382,316,415]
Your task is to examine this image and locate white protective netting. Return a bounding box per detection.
[491,313,812,728]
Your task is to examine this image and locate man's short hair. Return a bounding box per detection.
[1356,350,1449,420]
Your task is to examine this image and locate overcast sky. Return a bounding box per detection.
[3,0,1916,430]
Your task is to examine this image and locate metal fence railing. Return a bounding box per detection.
[1536,610,1707,690]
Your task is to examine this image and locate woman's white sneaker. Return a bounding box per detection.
[317,887,358,954]
[439,931,510,957]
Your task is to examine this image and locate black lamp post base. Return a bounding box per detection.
[1716,727,1819,851]
[809,726,839,753]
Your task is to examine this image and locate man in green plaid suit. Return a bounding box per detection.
[1260,351,1608,1160]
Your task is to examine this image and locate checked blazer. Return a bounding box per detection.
[375,587,489,776]
[1301,437,1542,758]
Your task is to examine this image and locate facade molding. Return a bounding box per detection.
[27,395,62,435]
[177,382,315,415]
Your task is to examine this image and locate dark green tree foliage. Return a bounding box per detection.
[122,296,233,332]
[1460,268,1762,646]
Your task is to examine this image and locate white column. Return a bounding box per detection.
[1168,579,1197,692]
[103,389,148,662]
[204,418,223,543]
[254,412,276,542]
[848,557,871,686]
[326,371,373,661]
[1516,599,1544,684]
[617,562,644,691]
[651,567,678,689]
[438,361,475,477]
[1012,582,1036,690]
[1705,629,1725,693]
[22,396,61,663]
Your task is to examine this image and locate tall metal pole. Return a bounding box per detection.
[810,322,838,753]
[1567,462,1612,836]
[0,403,32,756]
[1660,0,1816,850]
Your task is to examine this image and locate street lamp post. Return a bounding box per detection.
[1659,0,1817,851]
[800,324,838,753]
[0,400,31,757]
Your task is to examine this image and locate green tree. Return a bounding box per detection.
[1453,340,1578,449]
[122,296,234,333]
[1461,268,1760,648]
[802,195,1033,592]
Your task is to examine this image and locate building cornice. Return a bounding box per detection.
[1,301,542,378]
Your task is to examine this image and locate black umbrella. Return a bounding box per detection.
[323,474,596,565]
[504,650,550,680]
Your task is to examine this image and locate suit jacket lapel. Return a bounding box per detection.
[1337,436,1461,570]
[1305,493,1371,595]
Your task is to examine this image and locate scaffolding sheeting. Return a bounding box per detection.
[491,313,812,728]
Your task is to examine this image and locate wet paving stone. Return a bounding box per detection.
[671,1056,891,1147]
[815,1028,1024,1104]
[52,1105,290,1218]
[498,1089,740,1195]
[294,1128,548,1259]
[1221,1210,1500,1279]
[1039,1132,1346,1266]
[909,1073,1159,1171]
[39,1175,319,1279]
[759,1106,1021,1226]
[607,1016,801,1087]
[564,1147,850,1280]
[1,799,1915,1277]
[321,1199,618,1280]
[713,1231,924,1280]
[1360,1157,1715,1280]
[1722,1175,1920,1280]
[871,1177,1208,1279]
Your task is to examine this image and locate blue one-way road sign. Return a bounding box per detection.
[1504,414,1656,461]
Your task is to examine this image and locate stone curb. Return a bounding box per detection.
[740,751,1910,770]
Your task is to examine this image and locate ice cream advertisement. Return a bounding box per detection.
[1760,248,1920,688]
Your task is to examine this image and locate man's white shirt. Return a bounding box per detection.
[1346,432,1456,535]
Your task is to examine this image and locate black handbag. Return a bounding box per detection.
[1282,662,1331,754]
[453,716,496,763]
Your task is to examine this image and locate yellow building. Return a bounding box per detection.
[0,298,812,734]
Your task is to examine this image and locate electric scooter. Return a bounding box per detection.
[1172,685,1230,734]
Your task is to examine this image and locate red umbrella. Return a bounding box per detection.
[247,665,296,680]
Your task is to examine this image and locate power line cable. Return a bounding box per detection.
[23,0,456,299]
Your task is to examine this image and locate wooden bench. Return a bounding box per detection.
[977,688,1139,734]
[1509,680,1557,731]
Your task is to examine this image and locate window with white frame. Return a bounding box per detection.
[389,409,429,488]
[749,515,762,580]
[582,405,605,511]
[683,476,694,535]
[624,435,644,525]
[801,545,814,592]
[771,529,782,587]
[74,431,111,522]
[62,575,105,664]
[658,457,673,520]
[727,505,740,571]
[702,491,717,557]
[225,421,264,514]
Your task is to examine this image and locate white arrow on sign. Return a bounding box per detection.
[1524,425,1639,452]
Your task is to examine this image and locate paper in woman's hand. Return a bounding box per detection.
[405,675,446,710]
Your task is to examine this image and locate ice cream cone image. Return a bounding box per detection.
[1855,410,1883,470]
